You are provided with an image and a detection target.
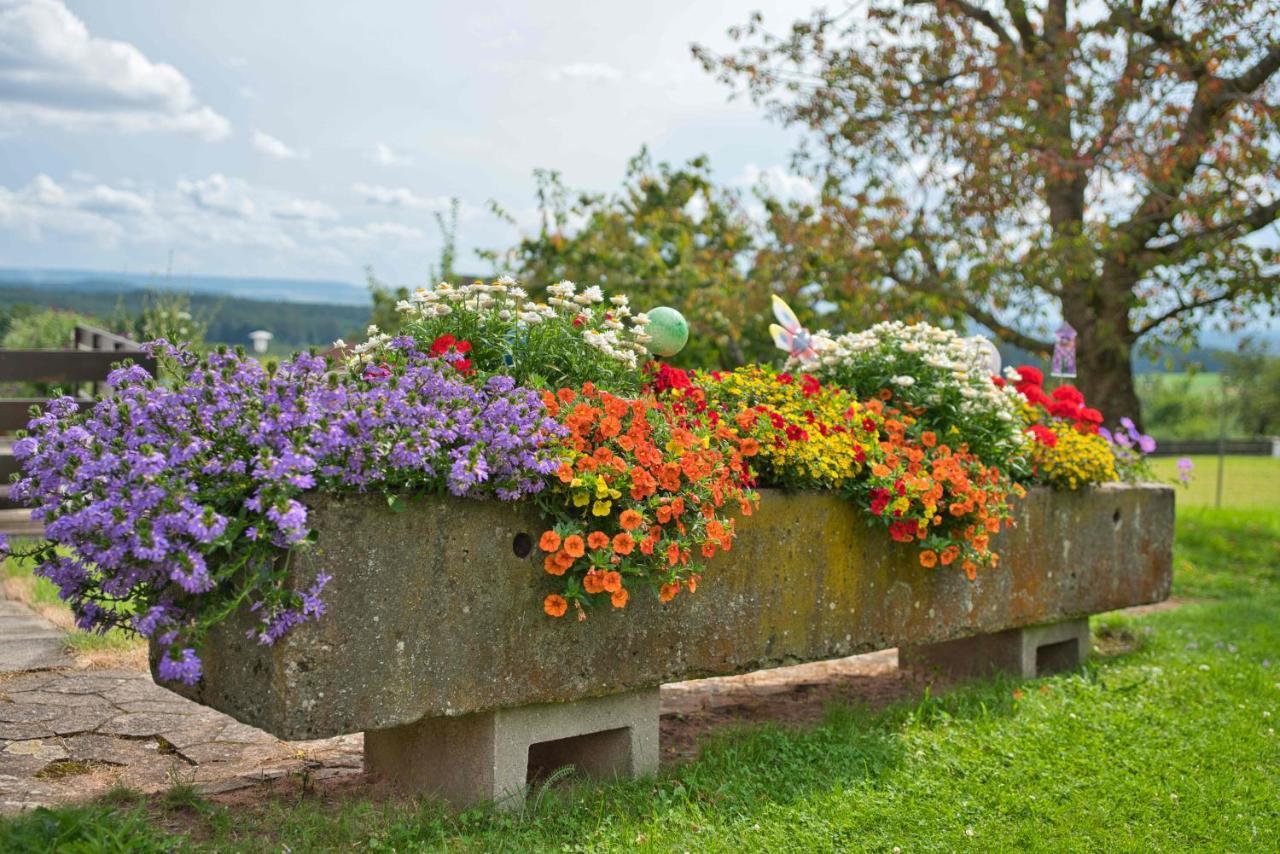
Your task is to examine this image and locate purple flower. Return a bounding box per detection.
[1138,434,1156,454]
[157,647,202,685]
[12,341,565,682]
[1177,457,1194,484]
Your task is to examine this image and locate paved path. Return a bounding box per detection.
[0,599,71,673]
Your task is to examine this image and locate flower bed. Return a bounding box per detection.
[8,278,1168,688]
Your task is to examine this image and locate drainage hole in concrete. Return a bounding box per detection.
[1113,508,1122,525]
[512,532,534,559]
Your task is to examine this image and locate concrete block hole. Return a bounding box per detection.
[1035,638,1081,675]
[526,726,632,785]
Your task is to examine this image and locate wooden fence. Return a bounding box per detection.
[0,324,155,517]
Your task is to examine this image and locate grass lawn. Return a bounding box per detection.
[3,504,1278,852]
[1149,455,1280,509]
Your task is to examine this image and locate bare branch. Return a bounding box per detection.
[1225,44,1280,96]
[1002,0,1037,45]
[1147,198,1280,257]
[907,0,1016,47]
[1136,292,1236,336]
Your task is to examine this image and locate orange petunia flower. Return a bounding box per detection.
[610,587,629,609]
[557,387,577,405]
[659,582,680,603]
[940,545,960,565]
[563,535,585,558]
[919,549,938,568]
[619,509,643,531]
[962,559,978,581]
[543,554,566,576]
[544,594,568,617]
[612,532,635,555]
[587,531,611,550]
[553,549,576,571]
[583,570,605,594]
[539,530,561,552]
[920,431,937,448]
[602,570,622,593]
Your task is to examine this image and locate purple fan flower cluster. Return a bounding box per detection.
[1099,416,1157,481]
[12,339,564,684]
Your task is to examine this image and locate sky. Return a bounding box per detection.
[0,0,820,287]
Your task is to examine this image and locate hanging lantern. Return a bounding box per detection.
[1051,321,1077,378]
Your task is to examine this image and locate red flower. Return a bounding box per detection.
[429,334,456,357]
[1016,365,1044,386]
[991,376,1006,388]
[1051,385,1085,406]
[1048,400,1081,420]
[1028,424,1058,447]
[869,487,891,516]
[800,374,821,398]
[1019,384,1052,407]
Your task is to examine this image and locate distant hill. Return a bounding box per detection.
[0,283,370,351]
[0,267,371,307]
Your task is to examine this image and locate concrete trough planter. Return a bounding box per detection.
[158,483,1174,809]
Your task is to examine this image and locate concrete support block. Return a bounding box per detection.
[900,617,1090,679]
[364,687,659,810]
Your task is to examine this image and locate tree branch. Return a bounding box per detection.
[908,0,1015,47]
[1147,198,1280,256]
[1136,292,1236,336]
[1002,0,1037,45]
[1225,44,1280,97]
[1121,38,1280,247]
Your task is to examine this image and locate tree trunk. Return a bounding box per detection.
[1066,306,1144,432]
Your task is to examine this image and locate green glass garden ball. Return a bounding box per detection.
[644,306,689,357]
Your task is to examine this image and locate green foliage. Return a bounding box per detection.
[486,147,951,370]
[0,306,101,350]
[135,290,210,350]
[1225,345,1280,437]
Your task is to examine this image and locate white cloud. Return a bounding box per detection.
[548,62,622,83]
[0,0,231,140]
[80,184,150,215]
[327,221,425,242]
[252,129,306,160]
[178,173,255,219]
[372,142,411,167]
[352,182,449,210]
[272,198,338,221]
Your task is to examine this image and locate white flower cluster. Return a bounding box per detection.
[353,277,652,370]
[804,320,1024,426]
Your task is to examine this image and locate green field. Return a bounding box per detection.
[1150,455,1280,510]
[4,505,1279,852]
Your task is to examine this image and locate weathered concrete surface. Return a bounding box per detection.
[163,484,1174,740]
[0,599,71,673]
[365,688,658,810]
[900,617,1090,679]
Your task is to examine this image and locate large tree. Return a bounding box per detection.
[696,1,1280,424]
